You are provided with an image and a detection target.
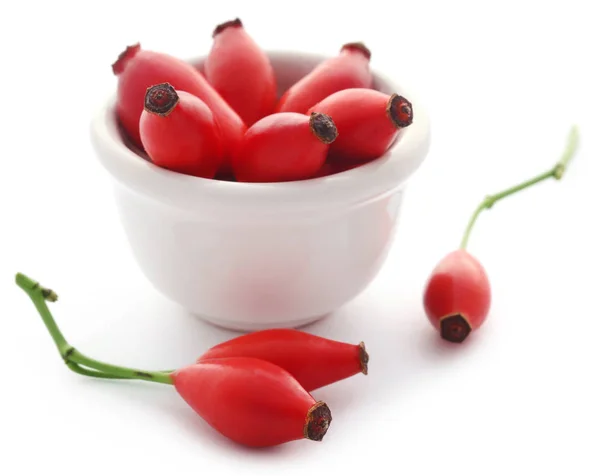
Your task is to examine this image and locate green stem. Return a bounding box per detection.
[460,125,580,249]
[15,273,174,385]
[66,361,131,379]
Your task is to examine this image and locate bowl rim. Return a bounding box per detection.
[89,49,431,214]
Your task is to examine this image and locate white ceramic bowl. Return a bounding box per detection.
[90,50,431,331]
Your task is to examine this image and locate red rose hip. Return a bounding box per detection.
[423,250,491,343]
[112,44,246,166]
[173,358,332,447]
[232,112,338,182]
[205,18,277,126]
[140,83,223,178]
[308,88,413,164]
[197,329,369,391]
[276,42,373,113]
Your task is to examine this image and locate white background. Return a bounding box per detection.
[1,0,599,474]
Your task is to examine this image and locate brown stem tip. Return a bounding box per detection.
[359,342,369,375]
[144,83,179,117]
[440,314,472,343]
[310,112,338,144]
[213,18,243,37]
[112,43,141,75]
[304,401,332,442]
[387,94,414,128]
[341,42,372,60]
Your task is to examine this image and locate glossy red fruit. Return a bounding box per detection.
[275,43,373,113]
[112,44,246,166]
[308,88,413,164]
[232,112,338,182]
[205,18,277,126]
[423,249,492,343]
[139,83,223,178]
[172,358,332,447]
[197,329,368,391]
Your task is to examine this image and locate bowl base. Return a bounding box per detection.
[191,312,330,332]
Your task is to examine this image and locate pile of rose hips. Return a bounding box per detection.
[113,18,414,182]
[16,273,367,447]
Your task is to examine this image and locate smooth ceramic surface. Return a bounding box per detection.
[89,50,431,331]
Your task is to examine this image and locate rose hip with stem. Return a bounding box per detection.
[232,112,338,182]
[140,83,224,178]
[276,42,373,114]
[197,328,369,391]
[423,126,580,343]
[205,18,277,126]
[308,88,413,164]
[15,274,332,447]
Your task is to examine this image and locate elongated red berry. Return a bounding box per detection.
[140,83,223,178]
[308,88,413,164]
[423,249,491,343]
[275,42,373,114]
[232,112,338,182]
[112,44,246,167]
[205,18,277,126]
[197,329,368,391]
[172,358,332,447]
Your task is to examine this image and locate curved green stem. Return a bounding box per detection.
[66,362,131,379]
[460,125,579,249]
[15,273,174,385]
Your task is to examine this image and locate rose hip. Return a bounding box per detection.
[140,83,223,178]
[197,329,369,391]
[423,250,491,343]
[308,88,413,164]
[275,42,373,114]
[205,18,277,126]
[232,112,338,182]
[423,127,579,343]
[173,358,332,447]
[112,44,246,167]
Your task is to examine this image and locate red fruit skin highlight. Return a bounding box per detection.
[308,88,413,164]
[423,249,492,341]
[232,112,337,182]
[205,19,277,126]
[140,85,223,178]
[112,44,246,168]
[172,358,332,447]
[275,43,373,114]
[197,329,368,391]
